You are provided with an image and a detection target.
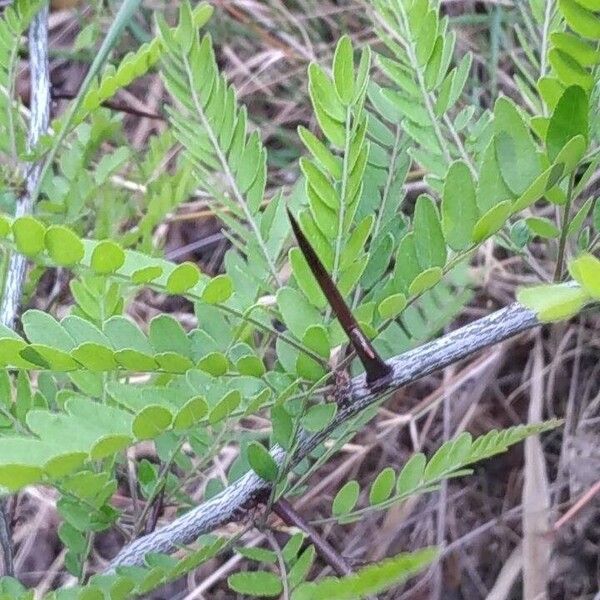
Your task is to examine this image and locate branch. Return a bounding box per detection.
[1,2,50,329]
[0,2,49,578]
[108,302,539,570]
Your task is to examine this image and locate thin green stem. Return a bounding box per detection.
[218,304,326,365]
[132,438,185,539]
[390,8,449,158]
[376,6,476,177]
[554,173,575,282]
[265,530,290,600]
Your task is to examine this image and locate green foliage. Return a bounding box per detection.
[329,421,560,523]
[0,0,595,597]
[291,547,438,600]
[157,4,280,285]
[228,534,317,597]
[370,0,477,184]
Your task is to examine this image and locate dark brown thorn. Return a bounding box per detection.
[287,208,392,385]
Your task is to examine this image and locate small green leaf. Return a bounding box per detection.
[22,310,74,351]
[408,267,443,297]
[296,353,327,381]
[413,194,446,268]
[568,254,600,299]
[332,480,359,516]
[548,48,593,90]
[71,343,117,371]
[197,351,228,376]
[517,284,588,322]
[247,441,279,482]
[113,348,154,370]
[271,404,294,450]
[378,293,407,320]
[228,571,283,597]
[133,406,173,439]
[369,467,396,505]
[442,161,478,250]
[298,126,342,179]
[174,396,208,430]
[131,265,163,284]
[396,453,426,494]
[301,403,337,433]
[493,97,540,195]
[288,546,316,590]
[546,85,588,162]
[202,275,233,304]
[45,226,85,266]
[91,240,125,274]
[333,35,355,105]
[300,157,339,210]
[235,546,278,564]
[423,443,453,481]
[525,217,560,239]
[302,325,330,358]
[236,355,265,377]
[277,287,322,340]
[471,200,512,242]
[209,390,241,424]
[13,217,46,257]
[167,262,201,294]
[283,533,305,564]
[149,314,191,356]
[559,0,600,39]
[512,163,565,212]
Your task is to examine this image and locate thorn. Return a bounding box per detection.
[287,208,392,385]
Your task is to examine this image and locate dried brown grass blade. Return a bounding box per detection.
[522,338,552,600]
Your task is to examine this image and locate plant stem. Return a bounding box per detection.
[107,302,540,569]
[554,173,575,282]
[0,4,49,579]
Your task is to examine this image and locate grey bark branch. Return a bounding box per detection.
[0,2,49,578]
[1,2,50,330]
[108,302,539,570]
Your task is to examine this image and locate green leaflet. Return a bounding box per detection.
[247,441,279,481]
[442,160,479,250]
[568,254,600,299]
[493,97,541,196]
[413,195,446,269]
[518,284,589,321]
[546,85,589,162]
[228,572,283,597]
[332,480,360,517]
[559,0,600,39]
[333,35,355,105]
